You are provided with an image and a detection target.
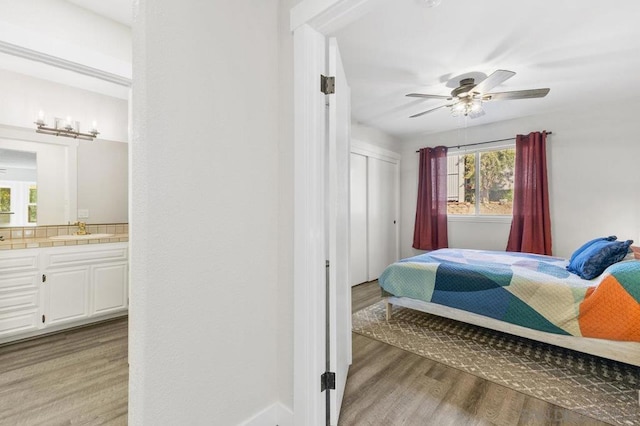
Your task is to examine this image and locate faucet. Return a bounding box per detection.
[74,221,89,235]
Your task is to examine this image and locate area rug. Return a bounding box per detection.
[352,301,640,425]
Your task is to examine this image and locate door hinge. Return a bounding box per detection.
[321,371,335,392]
[42,314,45,323]
[320,75,335,95]
[42,274,46,283]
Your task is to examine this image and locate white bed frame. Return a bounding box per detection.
[385,296,640,367]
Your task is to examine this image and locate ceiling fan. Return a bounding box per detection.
[407,70,550,119]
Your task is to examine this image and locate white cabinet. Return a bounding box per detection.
[0,249,41,338]
[0,242,128,343]
[350,143,400,285]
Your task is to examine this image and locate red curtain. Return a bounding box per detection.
[506,131,552,255]
[413,146,448,250]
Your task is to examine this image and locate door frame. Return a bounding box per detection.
[290,1,393,424]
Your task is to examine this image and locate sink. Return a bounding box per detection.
[49,233,114,240]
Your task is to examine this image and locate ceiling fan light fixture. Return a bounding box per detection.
[421,0,442,8]
[451,98,483,117]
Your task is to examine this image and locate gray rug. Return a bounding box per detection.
[352,301,640,426]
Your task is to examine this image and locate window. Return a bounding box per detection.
[447,147,515,216]
[28,186,37,224]
[0,187,10,225]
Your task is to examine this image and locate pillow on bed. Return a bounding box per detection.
[569,235,617,263]
[567,239,633,280]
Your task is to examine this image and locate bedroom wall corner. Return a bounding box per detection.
[351,121,401,152]
[239,402,294,426]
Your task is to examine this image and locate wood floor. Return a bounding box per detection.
[341,281,608,426]
[0,318,128,426]
[0,284,609,425]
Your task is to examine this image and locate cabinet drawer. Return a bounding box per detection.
[0,310,39,337]
[0,292,38,313]
[0,273,39,292]
[42,244,128,268]
[0,250,39,274]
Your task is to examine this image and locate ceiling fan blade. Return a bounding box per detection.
[409,104,452,118]
[470,70,516,95]
[483,88,550,101]
[406,93,451,100]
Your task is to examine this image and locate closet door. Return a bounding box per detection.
[367,157,398,280]
[349,153,368,286]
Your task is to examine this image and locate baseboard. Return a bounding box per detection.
[239,402,293,426]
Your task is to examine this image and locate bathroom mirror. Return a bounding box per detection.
[0,148,38,227]
[0,134,128,227]
[0,139,73,227]
[77,140,128,224]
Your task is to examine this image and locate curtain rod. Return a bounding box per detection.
[415,131,553,153]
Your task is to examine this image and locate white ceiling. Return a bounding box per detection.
[331,0,640,137]
[5,0,640,139]
[66,0,132,27]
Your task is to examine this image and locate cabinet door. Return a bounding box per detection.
[92,262,128,315]
[367,157,398,280]
[45,268,89,326]
[349,152,368,286]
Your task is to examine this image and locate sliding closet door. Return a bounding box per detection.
[367,157,398,280]
[349,153,368,286]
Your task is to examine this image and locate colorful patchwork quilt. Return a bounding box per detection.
[379,249,640,342]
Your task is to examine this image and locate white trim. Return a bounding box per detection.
[386,296,640,367]
[290,0,392,33]
[447,215,513,224]
[239,402,294,426]
[351,138,400,163]
[0,21,131,80]
[0,41,132,87]
[291,1,393,424]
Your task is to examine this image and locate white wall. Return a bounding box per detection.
[130,1,283,424]
[399,97,640,259]
[0,69,128,142]
[352,121,399,152]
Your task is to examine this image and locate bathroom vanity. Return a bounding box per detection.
[0,241,128,344]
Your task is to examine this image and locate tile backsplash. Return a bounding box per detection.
[0,223,128,250]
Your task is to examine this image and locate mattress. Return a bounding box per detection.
[378,248,640,342]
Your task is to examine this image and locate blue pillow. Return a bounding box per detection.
[567,239,633,280]
[569,235,617,263]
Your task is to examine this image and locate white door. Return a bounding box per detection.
[92,262,128,315]
[367,157,398,280]
[349,152,368,286]
[327,37,352,425]
[46,267,89,325]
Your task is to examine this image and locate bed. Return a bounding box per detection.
[379,248,640,366]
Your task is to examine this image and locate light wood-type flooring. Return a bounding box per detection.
[0,318,128,425]
[0,283,609,425]
[341,280,608,425]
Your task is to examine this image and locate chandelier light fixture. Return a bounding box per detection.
[34,110,99,141]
